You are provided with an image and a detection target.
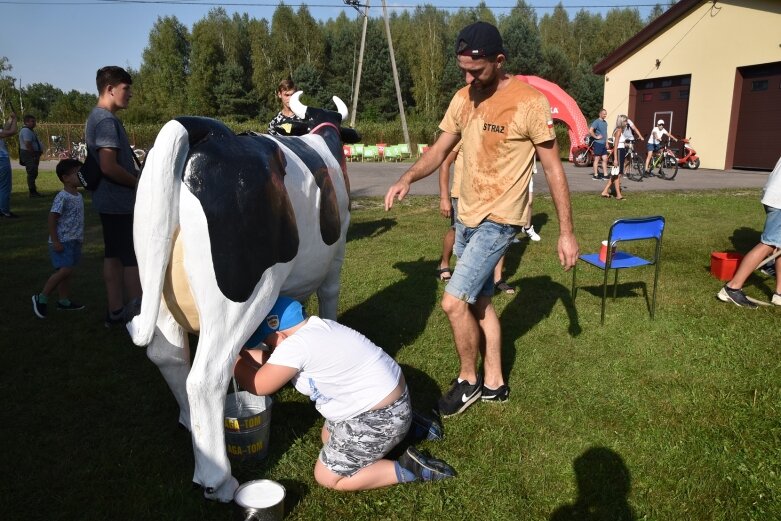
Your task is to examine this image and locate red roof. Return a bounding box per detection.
[593,0,704,75]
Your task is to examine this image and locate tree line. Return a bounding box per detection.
[1,1,670,133]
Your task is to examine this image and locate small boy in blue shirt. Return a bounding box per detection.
[32,159,86,318]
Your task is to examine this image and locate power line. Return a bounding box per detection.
[0,1,666,10]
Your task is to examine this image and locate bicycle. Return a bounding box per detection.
[45,135,70,160]
[623,139,647,182]
[71,141,87,162]
[643,141,679,180]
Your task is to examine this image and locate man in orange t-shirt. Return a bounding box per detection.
[385,22,579,418]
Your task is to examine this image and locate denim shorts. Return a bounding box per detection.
[646,143,659,152]
[50,240,82,269]
[593,142,607,156]
[447,219,520,303]
[319,390,411,477]
[761,205,781,247]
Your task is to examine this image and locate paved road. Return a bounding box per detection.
[346,161,770,197]
[24,158,769,198]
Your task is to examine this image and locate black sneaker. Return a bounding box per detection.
[1,211,19,218]
[32,295,47,318]
[437,376,482,417]
[57,301,85,311]
[481,384,510,402]
[717,285,758,309]
[397,446,456,482]
[760,264,776,277]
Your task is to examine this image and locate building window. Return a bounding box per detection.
[643,81,654,89]
[642,93,653,102]
[680,77,691,86]
[679,90,689,99]
[661,80,673,87]
[752,80,768,91]
[658,91,671,101]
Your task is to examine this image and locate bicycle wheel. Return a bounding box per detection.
[661,155,679,180]
[627,154,644,182]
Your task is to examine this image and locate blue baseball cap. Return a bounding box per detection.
[245,296,306,348]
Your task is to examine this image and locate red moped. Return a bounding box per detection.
[677,138,700,169]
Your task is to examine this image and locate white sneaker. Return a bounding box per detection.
[772,293,781,306]
[524,225,541,242]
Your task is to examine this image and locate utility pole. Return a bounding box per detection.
[381,0,410,148]
[347,0,369,128]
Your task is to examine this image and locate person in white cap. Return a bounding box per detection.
[233,296,456,491]
[644,119,678,175]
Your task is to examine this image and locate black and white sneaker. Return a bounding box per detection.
[437,375,482,417]
[397,446,456,482]
[717,285,757,309]
[32,295,47,319]
[481,384,510,402]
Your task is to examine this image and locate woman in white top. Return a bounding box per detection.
[601,115,643,200]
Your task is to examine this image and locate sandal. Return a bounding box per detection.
[494,279,516,295]
[600,193,611,198]
[436,267,452,282]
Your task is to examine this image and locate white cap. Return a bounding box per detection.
[657,119,665,125]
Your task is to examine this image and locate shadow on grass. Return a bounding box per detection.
[339,257,438,359]
[549,446,636,521]
[729,226,761,253]
[501,212,549,279]
[501,275,581,378]
[347,217,396,241]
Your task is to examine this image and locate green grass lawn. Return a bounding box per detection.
[1,169,778,520]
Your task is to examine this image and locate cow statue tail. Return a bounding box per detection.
[127,120,191,346]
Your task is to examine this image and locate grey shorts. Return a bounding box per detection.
[319,389,411,477]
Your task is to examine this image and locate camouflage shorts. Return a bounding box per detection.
[319,389,412,476]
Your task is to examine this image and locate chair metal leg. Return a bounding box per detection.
[613,269,619,300]
[651,260,661,319]
[601,266,610,325]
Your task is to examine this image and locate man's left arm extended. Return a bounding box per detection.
[536,139,579,270]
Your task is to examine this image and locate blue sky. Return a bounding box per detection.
[1,1,656,95]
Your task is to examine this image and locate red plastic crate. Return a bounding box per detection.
[710,252,743,281]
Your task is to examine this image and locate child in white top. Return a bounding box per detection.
[234,296,456,491]
[32,159,86,318]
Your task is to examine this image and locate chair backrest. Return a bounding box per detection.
[384,145,399,161]
[608,216,665,245]
[364,145,379,160]
[343,145,353,158]
[397,143,410,156]
[353,143,365,156]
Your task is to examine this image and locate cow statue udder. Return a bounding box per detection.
[127,92,357,501]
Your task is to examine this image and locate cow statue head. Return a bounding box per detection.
[271,91,361,144]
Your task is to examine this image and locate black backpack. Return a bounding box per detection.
[77,147,143,191]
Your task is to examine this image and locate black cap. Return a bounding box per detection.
[455,22,505,58]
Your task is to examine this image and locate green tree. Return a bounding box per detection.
[248,18,277,120]
[540,46,573,89]
[648,4,666,23]
[539,3,574,64]
[139,16,190,120]
[322,12,359,109]
[500,1,544,76]
[270,4,298,79]
[570,61,603,121]
[21,83,64,120]
[49,90,96,123]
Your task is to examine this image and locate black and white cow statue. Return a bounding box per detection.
[127,92,358,501]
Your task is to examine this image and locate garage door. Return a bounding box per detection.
[630,75,691,139]
[732,62,781,170]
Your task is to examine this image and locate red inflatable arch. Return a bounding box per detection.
[515,75,589,162]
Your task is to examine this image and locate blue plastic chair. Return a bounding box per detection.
[572,216,666,324]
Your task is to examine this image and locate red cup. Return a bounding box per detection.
[599,240,616,263]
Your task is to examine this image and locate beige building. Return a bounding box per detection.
[594,0,781,170]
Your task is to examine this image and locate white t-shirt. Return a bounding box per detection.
[267,317,402,422]
[649,126,671,145]
[761,156,781,209]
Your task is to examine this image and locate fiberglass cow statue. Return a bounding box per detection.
[127,92,359,502]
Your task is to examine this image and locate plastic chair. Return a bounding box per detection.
[384,145,400,162]
[342,145,353,161]
[572,216,665,324]
[417,143,429,157]
[352,143,365,161]
[376,143,386,160]
[397,143,411,159]
[363,145,379,161]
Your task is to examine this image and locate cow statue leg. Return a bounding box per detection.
[316,239,346,320]
[186,328,242,502]
[146,299,192,430]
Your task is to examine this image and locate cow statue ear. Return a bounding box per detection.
[290,91,307,119]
